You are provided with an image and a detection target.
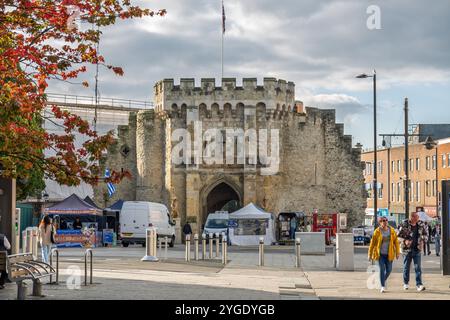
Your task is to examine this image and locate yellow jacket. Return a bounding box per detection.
[368,226,400,262]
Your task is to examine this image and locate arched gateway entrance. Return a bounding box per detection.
[201,181,242,227]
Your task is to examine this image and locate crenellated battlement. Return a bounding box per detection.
[154,77,295,112]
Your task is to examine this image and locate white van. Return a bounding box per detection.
[120,201,176,247]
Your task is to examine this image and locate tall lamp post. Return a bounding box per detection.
[357,70,378,227]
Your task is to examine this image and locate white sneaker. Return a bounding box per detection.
[403,284,409,290]
[380,287,386,293]
[417,285,425,292]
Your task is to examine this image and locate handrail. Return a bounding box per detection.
[45,92,154,109]
[84,249,93,286]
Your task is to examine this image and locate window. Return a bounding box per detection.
[378,161,383,174]
[410,181,414,202]
[366,162,372,175]
[391,161,395,173]
[378,183,383,199]
[426,180,431,197]
[397,160,401,172]
[391,183,395,202]
[448,154,450,167]
[442,154,446,168]
[416,181,420,202]
[409,159,414,172]
[426,156,430,170]
[397,182,402,202]
[416,158,420,171]
[432,155,437,170]
[432,180,437,197]
[366,183,372,199]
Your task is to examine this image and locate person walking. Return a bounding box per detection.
[398,211,428,292]
[290,217,297,240]
[182,221,193,244]
[0,216,12,289]
[368,217,400,293]
[39,215,54,263]
[423,222,432,255]
[432,223,441,257]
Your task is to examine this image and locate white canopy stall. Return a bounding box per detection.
[228,203,275,246]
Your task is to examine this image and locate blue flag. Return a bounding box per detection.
[104,168,116,197]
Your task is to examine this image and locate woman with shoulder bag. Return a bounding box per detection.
[39,215,54,263]
[368,217,401,293]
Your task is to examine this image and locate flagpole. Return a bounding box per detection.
[221,0,224,80]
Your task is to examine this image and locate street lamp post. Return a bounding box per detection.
[424,136,438,219]
[357,70,377,227]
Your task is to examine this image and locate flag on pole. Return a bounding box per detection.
[104,168,116,197]
[222,2,226,34]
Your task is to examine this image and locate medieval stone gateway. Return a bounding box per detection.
[95,78,366,234]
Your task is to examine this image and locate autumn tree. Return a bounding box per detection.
[0,0,166,191]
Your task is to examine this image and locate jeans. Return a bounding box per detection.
[378,254,392,287]
[290,227,296,239]
[435,236,441,255]
[41,244,52,263]
[403,250,423,286]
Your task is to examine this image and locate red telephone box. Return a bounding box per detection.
[312,211,337,245]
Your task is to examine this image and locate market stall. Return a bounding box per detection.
[44,194,104,248]
[277,211,311,244]
[228,203,275,245]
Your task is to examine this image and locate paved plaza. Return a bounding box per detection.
[0,244,449,300]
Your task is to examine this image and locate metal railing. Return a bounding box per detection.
[84,249,93,286]
[46,93,153,109]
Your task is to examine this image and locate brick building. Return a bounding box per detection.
[362,135,450,224]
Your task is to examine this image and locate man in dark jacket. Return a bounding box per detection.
[423,222,432,255]
[398,212,428,292]
[183,222,193,244]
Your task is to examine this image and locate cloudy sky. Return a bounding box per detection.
[48,0,450,148]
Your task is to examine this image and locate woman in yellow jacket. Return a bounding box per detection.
[368,217,400,293]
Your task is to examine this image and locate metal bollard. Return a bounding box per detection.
[215,233,220,258]
[25,228,32,254]
[158,237,162,258]
[202,233,206,260]
[164,236,168,261]
[31,227,39,260]
[22,230,27,253]
[194,234,199,261]
[258,237,264,266]
[222,235,228,265]
[141,228,159,262]
[49,248,59,284]
[208,233,213,259]
[84,248,93,286]
[295,238,301,268]
[185,234,191,262]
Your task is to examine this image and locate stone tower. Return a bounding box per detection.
[95,78,366,234]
